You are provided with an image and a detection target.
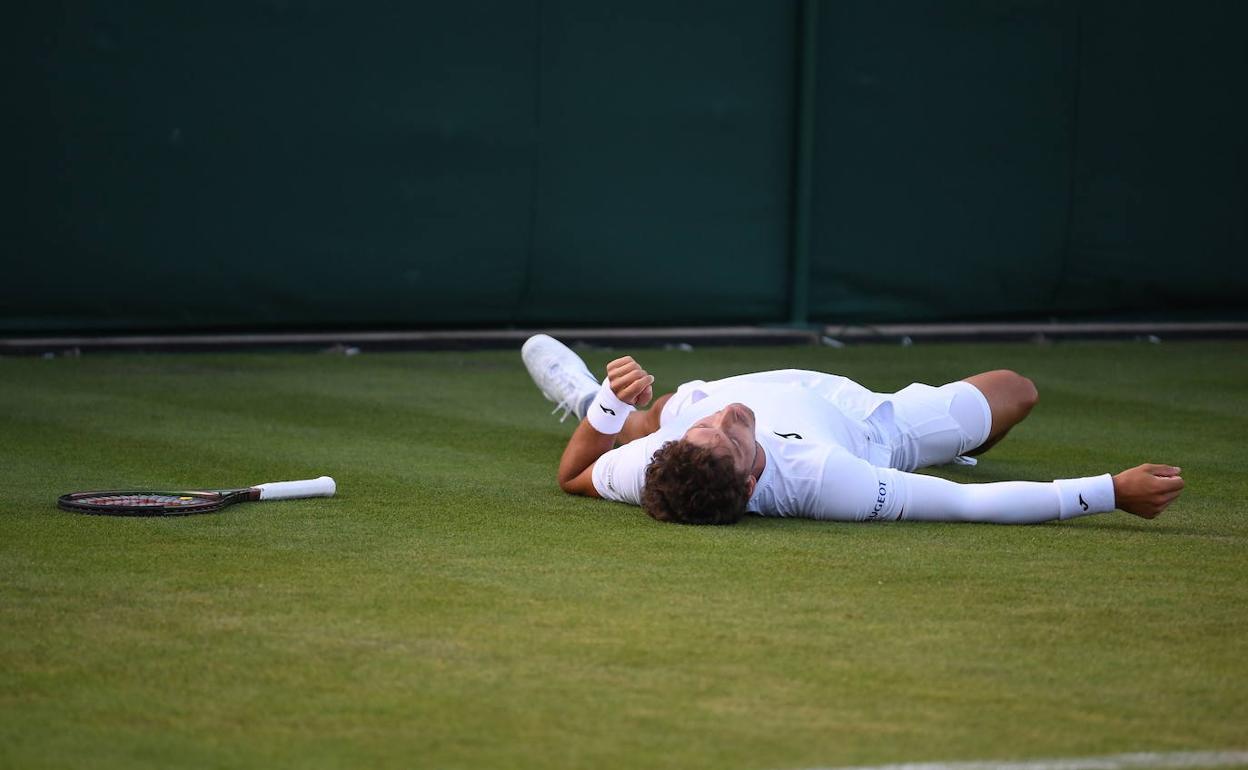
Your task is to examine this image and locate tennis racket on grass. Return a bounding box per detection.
[57,476,336,516]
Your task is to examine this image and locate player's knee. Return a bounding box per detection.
[1006,370,1039,414]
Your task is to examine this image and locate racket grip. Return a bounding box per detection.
[254,476,337,501]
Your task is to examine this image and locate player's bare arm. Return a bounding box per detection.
[556,356,657,497]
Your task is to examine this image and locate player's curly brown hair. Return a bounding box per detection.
[641,439,750,525]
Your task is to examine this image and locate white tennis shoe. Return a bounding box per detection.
[521,334,600,422]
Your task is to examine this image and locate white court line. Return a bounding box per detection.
[797,750,1248,770]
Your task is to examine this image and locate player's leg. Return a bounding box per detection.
[521,334,601,422]
[875,371,1032,470]
[959,370,1038,455]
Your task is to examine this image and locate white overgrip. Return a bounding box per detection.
[254,476,337,501]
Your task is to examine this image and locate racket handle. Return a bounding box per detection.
[254,476,337,501]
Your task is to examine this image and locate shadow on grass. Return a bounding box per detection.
[732,511,1220,539]
[1072,520,1235,537]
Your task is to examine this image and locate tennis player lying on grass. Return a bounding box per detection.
[521,334,1184,525]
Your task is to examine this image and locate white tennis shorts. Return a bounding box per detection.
[872,381,993,471]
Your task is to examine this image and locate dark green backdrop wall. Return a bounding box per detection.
[7,1,1246,333]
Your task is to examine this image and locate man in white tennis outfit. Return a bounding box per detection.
[521,334,1185,525]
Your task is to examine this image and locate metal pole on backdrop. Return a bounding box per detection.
[789,0,818,326]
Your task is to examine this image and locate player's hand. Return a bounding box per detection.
[1112,464,1184,518]
[605,356,654,408]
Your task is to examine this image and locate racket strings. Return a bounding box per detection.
[76,494,208,507]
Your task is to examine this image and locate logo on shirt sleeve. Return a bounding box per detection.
[773,431,803,440]
[865,479,890,521]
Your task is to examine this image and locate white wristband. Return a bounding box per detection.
[585,378,635,434]
[1054,474,1116,519]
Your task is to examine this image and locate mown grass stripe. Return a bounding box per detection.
[798,749,1248,770]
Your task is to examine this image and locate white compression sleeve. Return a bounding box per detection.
[896,472,1116,524]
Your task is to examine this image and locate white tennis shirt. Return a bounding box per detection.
[590,370,1116,524]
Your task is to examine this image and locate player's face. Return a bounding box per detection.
[682,403,759,476]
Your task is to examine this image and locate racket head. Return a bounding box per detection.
[57,489,256,516]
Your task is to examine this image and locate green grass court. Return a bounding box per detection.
[2,341,1246,769]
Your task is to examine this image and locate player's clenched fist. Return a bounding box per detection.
[606,356,654,408]
[1112,464,1185,518]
